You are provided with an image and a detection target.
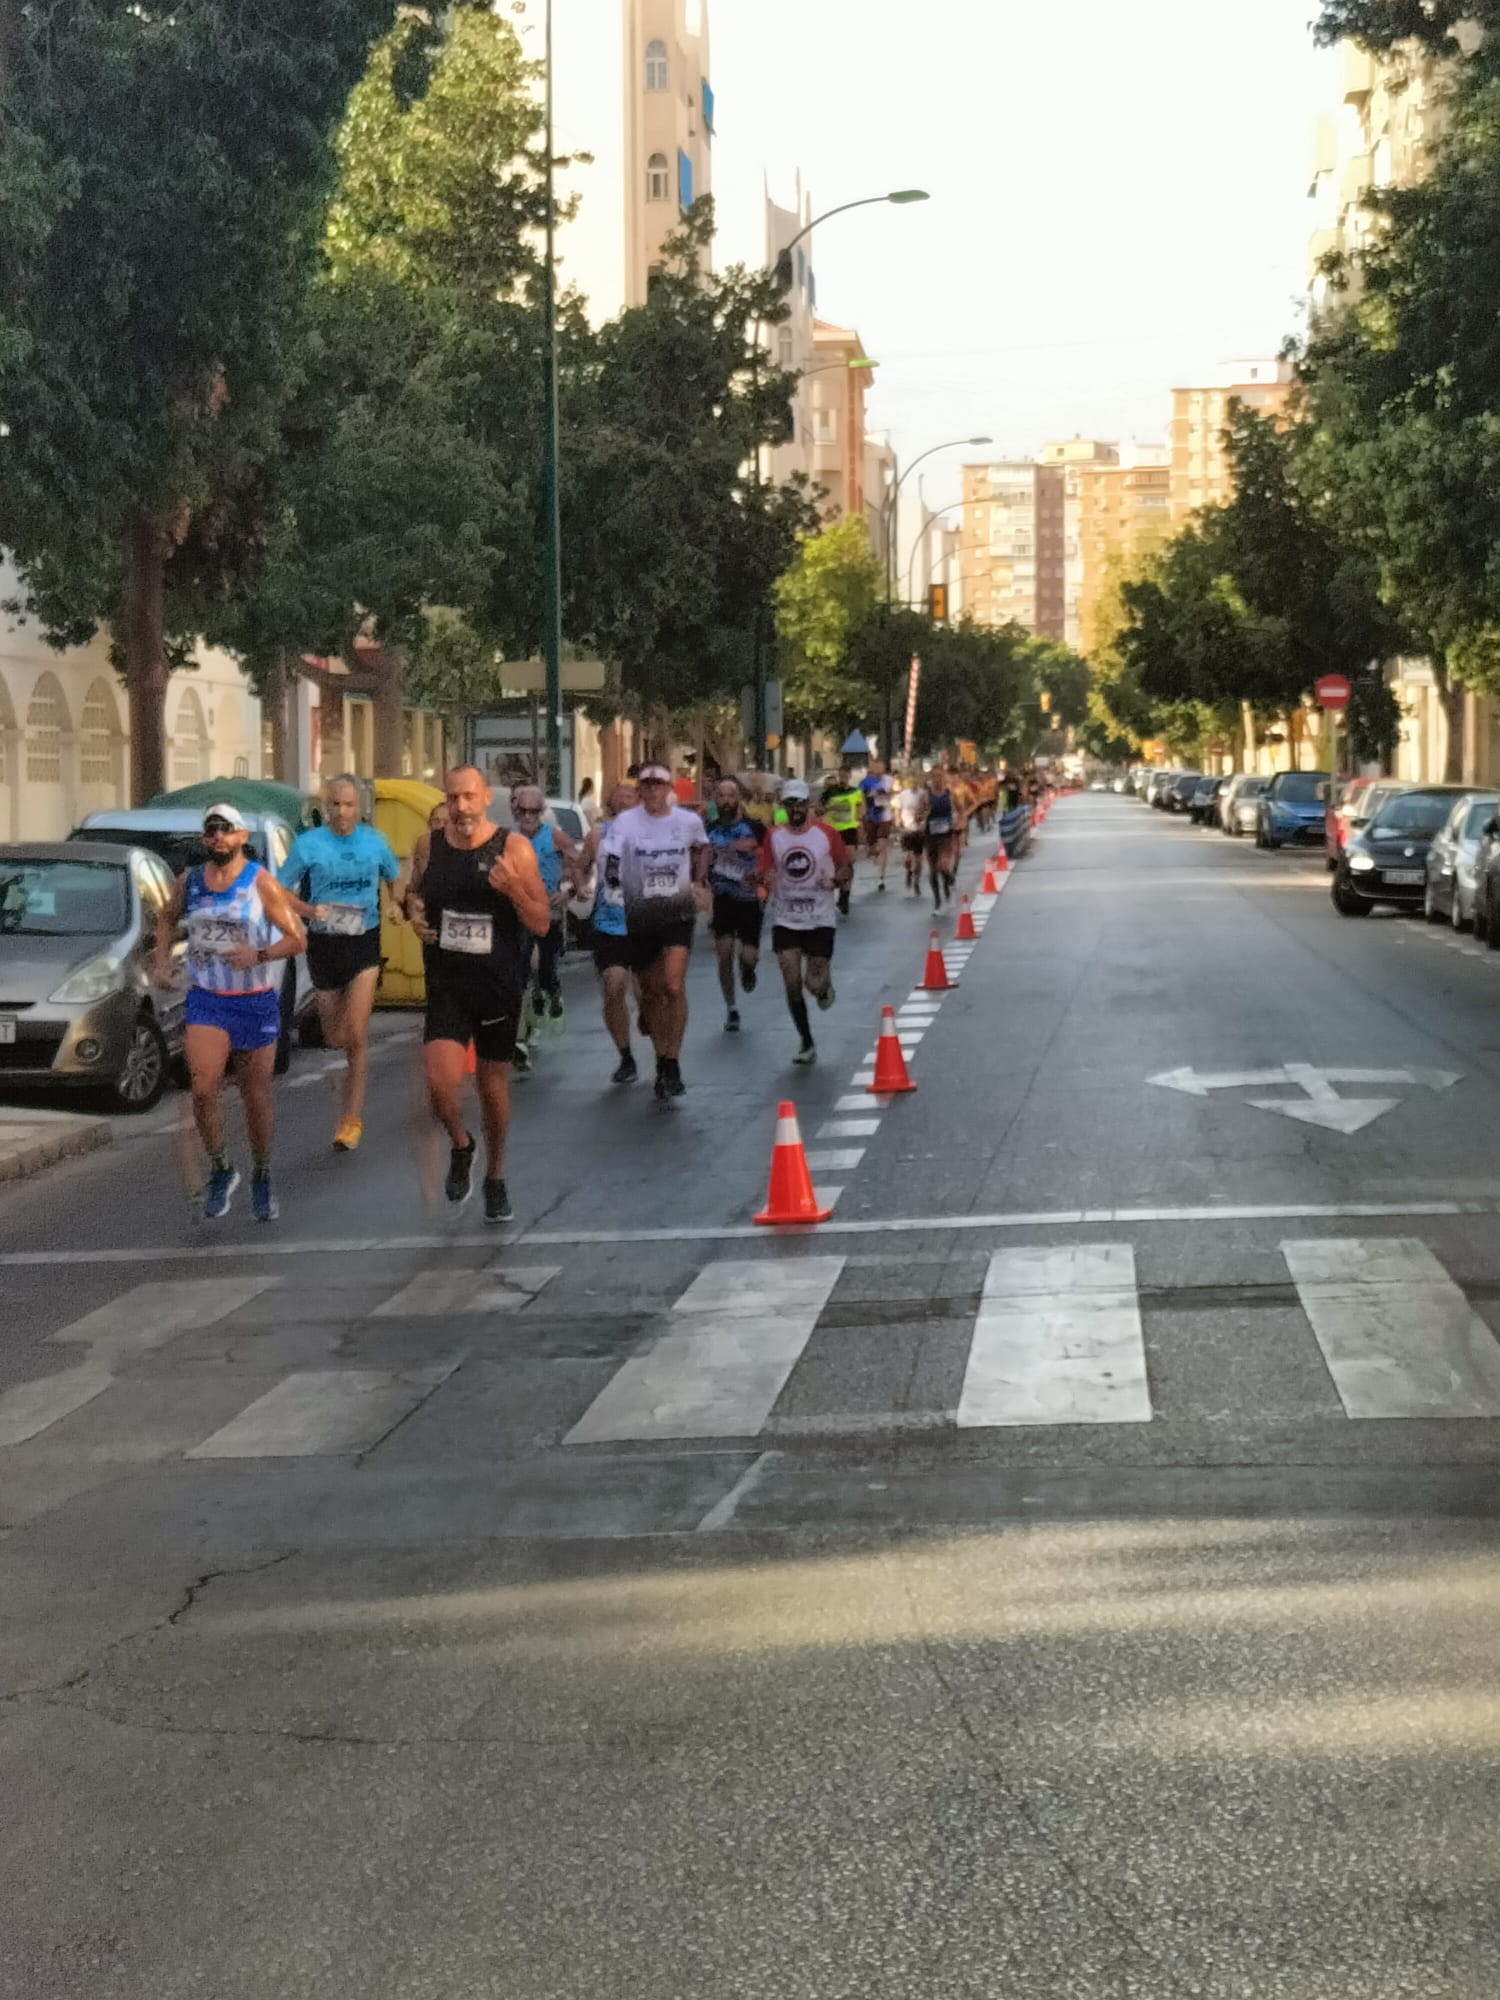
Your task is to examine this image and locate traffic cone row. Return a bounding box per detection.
[755,1101,833,1226]
[918,928,953,991]
[955,895,978,941]
[867,1006,917,1095]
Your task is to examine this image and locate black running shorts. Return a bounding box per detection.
[424,970,521,1063]
[306,927,382,993]
[711,894,764,948]
[772,924,836,961]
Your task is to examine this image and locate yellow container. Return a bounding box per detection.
[374,777,444,1005]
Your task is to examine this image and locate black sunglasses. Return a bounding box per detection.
[203,819,237,834]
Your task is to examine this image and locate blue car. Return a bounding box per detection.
[1256,771,1330,849]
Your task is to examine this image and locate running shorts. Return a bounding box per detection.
[424,969,522,1064]
[711,894,764,949]
[184,984,282,1052]
[306,927,382,992]
[592,931,635,974]
[624,919,697,972]
[900,830,926,855]
[863,818,892,847]
[771,924,836,961]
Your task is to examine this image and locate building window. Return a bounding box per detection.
[645,39,668,91]
[646,152,670,202]
[171,685,210,788]
[777,327,793,368]
[25,672,66,785]
[78,677,119,788]
[678,148,693,210]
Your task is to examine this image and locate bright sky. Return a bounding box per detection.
[711,0,1332,519]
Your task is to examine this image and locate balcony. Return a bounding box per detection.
[1341,42,1375,103]
[1340,152,1373,207]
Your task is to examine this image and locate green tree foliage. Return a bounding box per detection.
[0,0,414,800]
[1313,2,1496,64]
[775,518,887,732]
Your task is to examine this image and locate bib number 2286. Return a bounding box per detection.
[440,910,494,955]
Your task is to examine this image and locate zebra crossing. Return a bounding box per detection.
[3,1231,1499,1469]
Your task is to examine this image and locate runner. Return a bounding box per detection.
[152,803,307,1221]
[820,767,862,916]
[511,784,582,1030]
[612,761,710,1099]
[896,772,928,894]
[404,766,551,1222]
[277,774,400,1153]
[858,757,895,892]
[579,779,642,1083]
[924,767,959,909]
[705,775,768,1033]
[761,778,853,1067]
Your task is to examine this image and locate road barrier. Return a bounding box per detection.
[1000,803,1033,859]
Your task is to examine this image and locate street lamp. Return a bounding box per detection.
[801,356,879,380]
[540,0,564,794]
[885,436,992,601]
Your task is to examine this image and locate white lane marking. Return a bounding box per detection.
[897,1032,924,1046]
[0,1366,113,1449]
[835,1094,875,1112]
[187,1366,453,1458]
[958,1244,1151,1428]
[371,1265,561,1318]
[48,1277,280,1356]
[697,1450,782,1532]
[817,1119,881,1139]
[565,1257,846,1443]
[805,1149,865,1172]
[1283,1238,1500,1418]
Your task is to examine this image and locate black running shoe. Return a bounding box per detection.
[483,1177,513,1224]
[445,1135,476,1205]
[725,1008,741,1033]
[655,1063,686,1100]
[611,1050,638,1085]
[740,963,758,994]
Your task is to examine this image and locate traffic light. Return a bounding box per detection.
[928,584,948,623]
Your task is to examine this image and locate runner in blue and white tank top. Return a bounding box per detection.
[511,784,581,1034]
[579,780,641,1084]
[153,802,306,1222]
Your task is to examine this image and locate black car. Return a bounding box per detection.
[1188,776,1226,825]
[1332,785,1474,916]
[1165,772,1204,815]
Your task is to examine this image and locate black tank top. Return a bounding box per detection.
[422,828,524,978]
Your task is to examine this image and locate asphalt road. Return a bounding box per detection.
[3,795,1498,1997]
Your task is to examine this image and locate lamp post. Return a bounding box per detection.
[540,0,564,794]
[749,191,929,767]
[880,436,990,757]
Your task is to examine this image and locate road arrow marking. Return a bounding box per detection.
[1148,1067,1290,1098]
[1148,1063,1465,1137]
[1249,1096,1399,1135]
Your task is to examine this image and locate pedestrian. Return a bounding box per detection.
[924,767,959,909]
[404,766,551,1222]
[705,774,768,1032]
[896,772,928,893]
[611,761,711,1099]
[859,757,895,891]
[579,776,599,830]
[579,780,642,1083]
[761,779,852,1067]
[152,803,307,1221]
[277,773,400,1153]
[511,784,582,1030]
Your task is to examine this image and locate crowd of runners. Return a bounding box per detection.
[152,760,1046,1227]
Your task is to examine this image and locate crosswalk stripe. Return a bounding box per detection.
[958,1244,1151,1427]
[0,1366,113,1449]
[1283,1238,1500,1418]
[49,1277,280,1357]
[187,1367,453,1459]
[818,1119,880,1139]
[564,1257,846,1443]
[371,1265,561,1318]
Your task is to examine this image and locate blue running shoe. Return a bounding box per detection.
[203,1164,240,1221]
[251,1170,278,1224]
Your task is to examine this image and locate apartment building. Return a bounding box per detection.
[1169,360,1293,519]
[1062,448,1173,656]
[961,461,1066,641]
[807,319,872,525]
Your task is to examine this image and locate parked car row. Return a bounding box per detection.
[1126,765,1330,849]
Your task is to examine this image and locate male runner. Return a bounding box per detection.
[858,757,894,892]
[153,803,306,1221]
[705,775,767,1033]
[278,774,399,1152]
[579,779,641,1083]
[511,784,582,1029]
[896,773,928,894]
[924,767,959,909]
[405,766,551,1221]
[761,778,852,1067]
[819,767,862,916]
[612,761,710,1099]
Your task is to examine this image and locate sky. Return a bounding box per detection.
[709,0,1333,521]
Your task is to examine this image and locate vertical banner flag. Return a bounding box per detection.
[904,655,921,763]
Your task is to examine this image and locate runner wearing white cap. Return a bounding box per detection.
[609,761,710,1098]
[759,779,852,1067]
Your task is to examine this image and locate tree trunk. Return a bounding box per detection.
[123,515,169,806]
[371,648,405,779]
[264,652,290,784]
[1438,668,1465,783]
[1240,701,1258,772]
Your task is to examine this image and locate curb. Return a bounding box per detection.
[0,1109,112,1185]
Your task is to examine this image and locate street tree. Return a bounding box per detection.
[775,517,887,734]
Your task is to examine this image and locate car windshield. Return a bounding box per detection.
[71,825,266,872]
[1372,792,1457,836]
[1175,774,1202,790]
[0,859,130,937]
[1462,800,1498,840]
[1274,773,1326,803]
[1239,778,1267,797]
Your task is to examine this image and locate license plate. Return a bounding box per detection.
[1384,869,1424,886]
[0,1018,15,1045]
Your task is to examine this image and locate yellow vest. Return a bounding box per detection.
[823,788,860,833]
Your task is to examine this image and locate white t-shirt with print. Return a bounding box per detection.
[615,803,708,934]
[896,787,926,833]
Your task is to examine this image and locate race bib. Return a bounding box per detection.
[187,913,250,957]
[439,910,493,955]
[315,902,366,937]
[644,864,682,899]
[785,893,817,921]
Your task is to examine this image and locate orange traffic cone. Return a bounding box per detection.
[919,928,954,991]
[754,1101,833,1226]
[994,843,1011,874]
[980,858,999,894]
[955,895,978,940]
[867,1006,917,1095]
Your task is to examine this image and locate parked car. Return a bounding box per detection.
[0,842,184,1111]
[70,807,314,1071]
[1187,776,1224,824]
[1473,814,1500,947]
[1424,791,1500,929]
[1165,772,1204,815]
[1324,775,1377,872]
[1146,770,1177,808]
[1255,770,1330,848]
[1219,774,1267,836]
[1332,785,1473,916]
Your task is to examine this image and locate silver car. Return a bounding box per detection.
[1424,791,1500,930]
[0,843,185,1111]
[1220,774,1268,836]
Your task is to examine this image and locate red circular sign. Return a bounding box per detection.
[1316,674,1352,711]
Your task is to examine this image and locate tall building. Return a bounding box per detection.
[1047,440,1118,651]
[1064,447,1172,657]
[764,180,818,494]
[1168,360,1293,519]
[527,0,712,322]
[961,461,1066,640]
[808,319,872,525]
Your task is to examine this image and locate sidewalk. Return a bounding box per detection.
[0,1103,111,1184]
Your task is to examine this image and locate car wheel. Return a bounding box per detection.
[1453,892,1472,933]
[274,970,295,1076]
[1488,896,1500,952]
[1424,883,1447,924]
[1475,895,1489,944]
[1264,833,1282,850]
[111,1012,169,1113]
[1332,876,1370,917]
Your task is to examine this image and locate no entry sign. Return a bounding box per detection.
[1315,673,1352,711]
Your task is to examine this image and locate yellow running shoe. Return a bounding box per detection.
[333,1117,363,1153]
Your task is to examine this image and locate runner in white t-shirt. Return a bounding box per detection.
[759,778,853,1067]
[896,778,928,895]
[612,762,710,1098]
